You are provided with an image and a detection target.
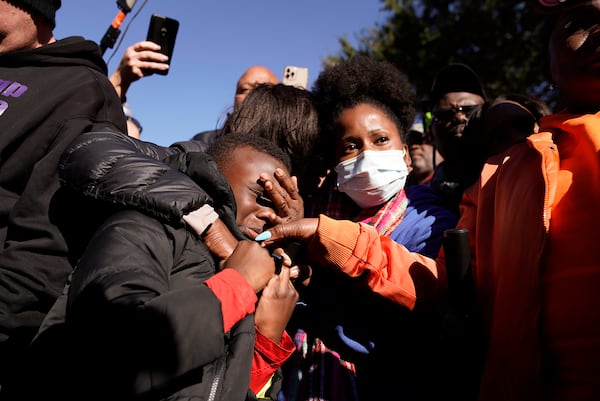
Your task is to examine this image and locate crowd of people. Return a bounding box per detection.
[1,0,599,400]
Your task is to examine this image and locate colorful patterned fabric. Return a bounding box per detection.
[278,330,359,401]
[357,190,408,236]
[308,172,360,221]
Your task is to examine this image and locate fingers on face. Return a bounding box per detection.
[275,169,299,199]
[259,174,289,213]
[254,209,281,226]
[278,198,288,210]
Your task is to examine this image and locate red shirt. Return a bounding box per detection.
[205,268,294,394]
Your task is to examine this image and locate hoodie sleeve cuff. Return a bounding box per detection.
[308,214,361,268]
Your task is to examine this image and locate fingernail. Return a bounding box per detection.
[255,231,271,242]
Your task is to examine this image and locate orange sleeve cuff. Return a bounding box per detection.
[308,214,437,310]
[308,214,361,269]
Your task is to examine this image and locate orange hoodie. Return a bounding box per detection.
[307,111,600,401]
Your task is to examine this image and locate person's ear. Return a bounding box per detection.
[403,144,412,168]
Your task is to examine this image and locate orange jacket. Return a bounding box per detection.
[307,214,440,310]
[308,111,600,401]
[467,111,600,401]
[460,129,558,401]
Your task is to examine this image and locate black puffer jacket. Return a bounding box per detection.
[57,131,244,239]
[47,131,246,268]
[31,131,258,400]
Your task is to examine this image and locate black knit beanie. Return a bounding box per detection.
[11,0,62,28]
[430,63,486,104]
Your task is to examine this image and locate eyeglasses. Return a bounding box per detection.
[432,104,480,123]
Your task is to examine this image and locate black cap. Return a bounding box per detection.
[11,0,61,28]
[430,63,486,104]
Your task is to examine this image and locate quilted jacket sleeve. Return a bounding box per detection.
[58,131,241,238]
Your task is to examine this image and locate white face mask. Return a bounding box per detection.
[335,149,409,209]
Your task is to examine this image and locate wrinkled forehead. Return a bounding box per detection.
[237,70,278,89]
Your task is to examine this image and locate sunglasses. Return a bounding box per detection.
[432,104,480,123]
[407,130,428,146]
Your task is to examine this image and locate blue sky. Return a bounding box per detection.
[54,1,388,146]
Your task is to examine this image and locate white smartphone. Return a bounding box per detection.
[282,66,309,89]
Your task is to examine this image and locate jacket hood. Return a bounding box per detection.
[0,36,107,74]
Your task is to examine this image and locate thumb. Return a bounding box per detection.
[255,218,319,245]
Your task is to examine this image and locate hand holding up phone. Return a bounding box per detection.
[145,14,179,76]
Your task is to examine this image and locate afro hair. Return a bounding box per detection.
[311,55,416,164]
